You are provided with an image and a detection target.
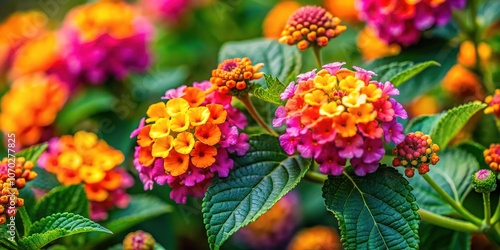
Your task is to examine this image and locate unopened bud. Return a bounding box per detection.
[472,169,497,193]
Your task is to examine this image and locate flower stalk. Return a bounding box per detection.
[484,192,492,227]
[305,171,328,183]
[239,93,279,136]
[422,174,483,226]
[312,46,323,69]
[418,208,479,233]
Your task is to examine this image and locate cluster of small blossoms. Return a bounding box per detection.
[210,57,264,94]
[288,226,342,250]
[235,192,299,249]
[131,81,249,204]
[279,6,346,50]
[274,63,407,176]
[0,11,47,75]
[0,73,68,149]
[484,89,500,119]
[38,131,133,221]
[357,0,466,46]
[392,132,440,177]
[60,0,152,84]
[484,144,500,172]
[123,230,156,250]
[0,157,37,224]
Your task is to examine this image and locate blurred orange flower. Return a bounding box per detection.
[9,32,61,79]
[324,0,359,24]
[0,73,68,148]
[0,11,48,74]
[443,64,483,101]
[263,1,302,39]
[288,226,342,250]
[357,27,401,61]
[407,95,440,117]
[457,41,492,68]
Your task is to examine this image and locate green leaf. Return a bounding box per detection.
[55,89,116,133]
[431,102,486,149]
[129,66,189,102]
[389,61,440,87]
[19,212,111,250]
[0,225,18,249]
[371,61,415,82]
[322,167,420,249]
[366,38,458,103]
[404,115,443,134]
[252,75,287,105]
[87,195,172,246]
[28,167,60,190]
[406,148,479,215]
[218,38,302,85]
[457,141,490,170]
[34,185,88,221]
[16,143,47,163]
[203,134,311,250]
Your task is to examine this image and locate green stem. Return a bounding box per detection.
[312,46,323,68]
[418,209,479,233]
[491,197,500,225]
[18,207,31,236]
[422,174,483,226]
[484,223,500,247]
[484,192,492,227]
[238,93,279,136]
[305,171,328,183]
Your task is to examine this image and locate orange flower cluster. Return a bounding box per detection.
[137,87,228,175]
[0,11,47,74]
[63,0,140,42]
[357,27,401,61]
[485,89,500,119]
[9,32,61,79]
[484,144,500,172]
[279,6,346,50]
[0,157,37,224]
[41,131,125,202]
[0,73,68,148]
[210,57,264,94]
[288,226,342,250]
[324,0,359,24]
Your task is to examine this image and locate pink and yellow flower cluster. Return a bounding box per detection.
[274,63,407,176]
[131,81,249,204]
[392,131,440,177]
[357,0,466,46]
[59,0,152,85]
[0,157,37,224]
[485,89,500,119]
[38,131,133,221]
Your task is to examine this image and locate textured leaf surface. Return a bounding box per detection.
[389,61,439,87]
[322,167,420,250]
[219,38,301,85]
[404,115,442,134]
[430,102,486,148]
[34,185,88,220]
[20,213,111,250]
[252,75,287,105]
[28,167,60,190]
[203,134,311,250]
[419,222,470,250]
[406,148,479,214]
[16,143,47,163]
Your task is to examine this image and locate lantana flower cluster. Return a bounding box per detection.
[484,144,500,172]
[123,230,156,250]
[140,0,189,25]
[236,192,299,249]
[485,89,500,119]
[274,63,407,176]
[279,6,346,50]
[38,131,133,221]
[60,0,152,85]
[288,226,341,250]
[392,132,440,177]
[210,57,264,94]
[131,81,249,204]
[0,157,37,224]
[357,0,466,46]
[0,73,68,149]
